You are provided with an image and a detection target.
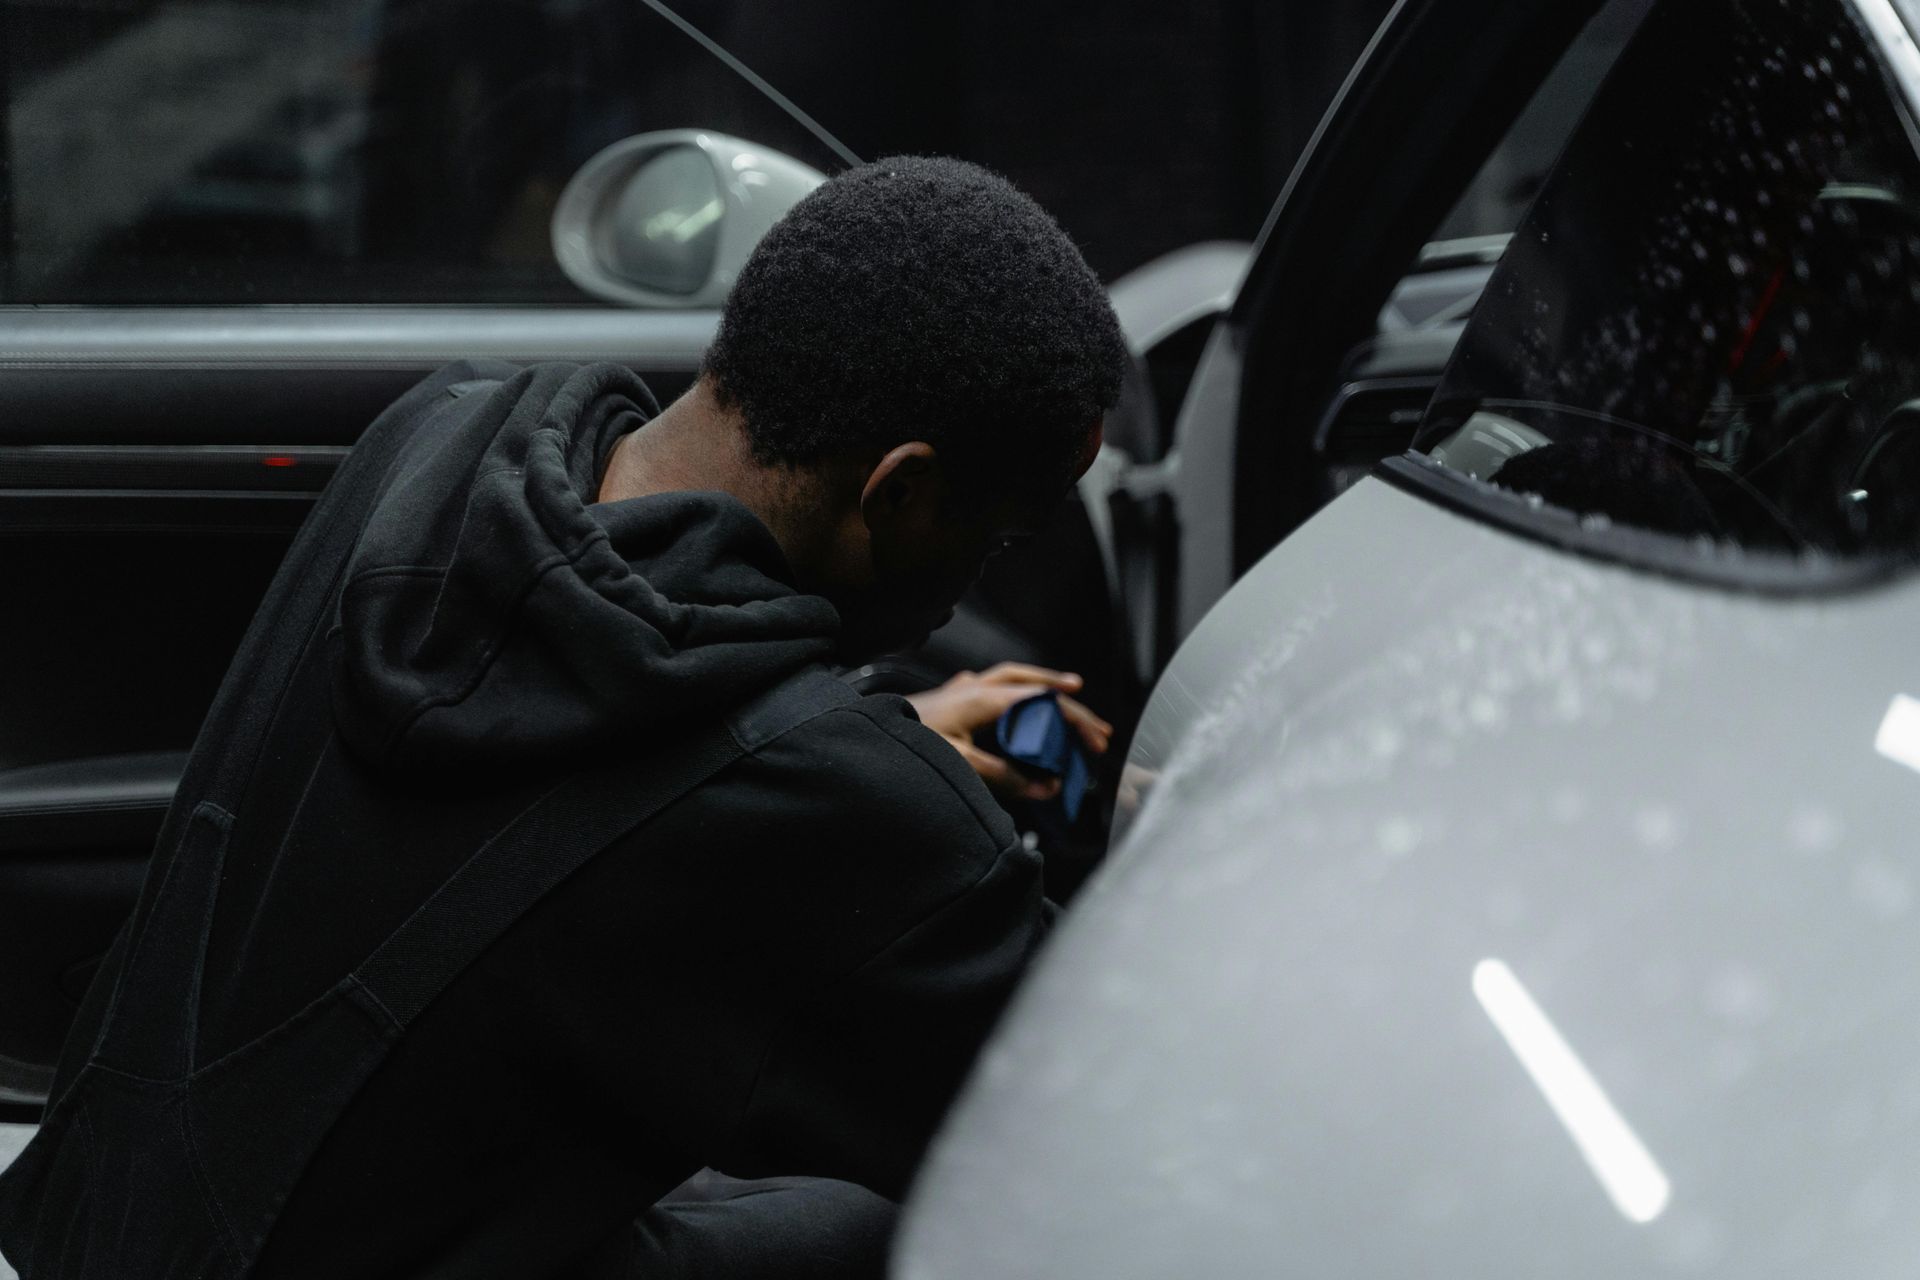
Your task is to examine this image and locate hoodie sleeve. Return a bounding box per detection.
[718,831,1050,1201]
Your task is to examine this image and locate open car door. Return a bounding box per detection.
[0,0,865,1114]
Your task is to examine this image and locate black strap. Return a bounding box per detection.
[353,667,855,1030]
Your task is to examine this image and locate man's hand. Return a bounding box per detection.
[905,663,1112,804]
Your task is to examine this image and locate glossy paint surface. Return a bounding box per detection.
[898,478,1920,1278]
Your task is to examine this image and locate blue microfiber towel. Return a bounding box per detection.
[995,691,1093,823]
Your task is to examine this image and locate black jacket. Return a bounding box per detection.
[34,361,1050,1277]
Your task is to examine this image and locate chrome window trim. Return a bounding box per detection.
[1856,0,1920,117]
[0,308,718,370]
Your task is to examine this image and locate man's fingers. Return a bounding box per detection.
[957,741,1062,803]
[955,740,1017,787]
[918,664,1106,785]
[978,662,1083,691]
[1057,694,1114,754]
[947,681,1062,731]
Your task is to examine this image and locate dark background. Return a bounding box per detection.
[0,0,1397,302]
[657,0,1398,280]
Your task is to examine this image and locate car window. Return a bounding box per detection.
[1431,0,1658,247]
[1378,0,1654,341]
[0,0,846,304]
[1414,0,1920,565]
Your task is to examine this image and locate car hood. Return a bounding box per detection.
[896,477,1920,1279]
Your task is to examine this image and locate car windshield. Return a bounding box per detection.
[1416,0,1920,563]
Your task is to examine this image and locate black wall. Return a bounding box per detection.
[653,1,1397,280]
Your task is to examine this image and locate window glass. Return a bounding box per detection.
[1430,0,1657,246]
[1416,0,1920,562]
[0,0,845,304]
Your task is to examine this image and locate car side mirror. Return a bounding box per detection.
[551,131,825,308]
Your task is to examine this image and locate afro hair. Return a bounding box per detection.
[702,156,1129,500]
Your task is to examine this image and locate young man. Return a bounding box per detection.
[0,157,1128,1278]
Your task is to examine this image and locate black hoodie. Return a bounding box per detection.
[53,361,1049,1278]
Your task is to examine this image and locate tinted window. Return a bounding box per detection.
[1432,0,1656,245]
[0,0,845,304]
[1417,0,1920,562]
[0,3,1357,307]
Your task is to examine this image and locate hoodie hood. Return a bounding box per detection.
[330,362,841,776]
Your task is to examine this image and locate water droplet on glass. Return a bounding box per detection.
[1705,966,1776,1027]
[1365,724,1404,760]
[1787,805,1842,853]
[1547,788,1586,824]
[1633,805,1681,848]
[1851,860,1913,919]
[1377,817,1421,860]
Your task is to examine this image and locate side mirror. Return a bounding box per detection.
[551,131,826,308]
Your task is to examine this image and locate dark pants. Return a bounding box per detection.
[584,1171,897,1280]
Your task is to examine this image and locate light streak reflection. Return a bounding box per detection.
[1473,958,1672,1224]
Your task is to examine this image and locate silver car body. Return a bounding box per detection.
[895,1,1920,1275]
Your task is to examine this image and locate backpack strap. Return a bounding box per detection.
[81,369,480,1084]
[350,667,855,1030]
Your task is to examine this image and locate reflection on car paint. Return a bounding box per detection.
[1473,957,1672,1225]
[1871,691,1920,774]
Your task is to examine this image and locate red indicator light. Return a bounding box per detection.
[262,455,299,468]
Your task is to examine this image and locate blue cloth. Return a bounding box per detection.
[994,692,1093,823]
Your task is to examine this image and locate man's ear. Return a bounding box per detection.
[1072,418,1106,482]
[859,441,945,531]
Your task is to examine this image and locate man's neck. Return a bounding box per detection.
[596,379,831,576]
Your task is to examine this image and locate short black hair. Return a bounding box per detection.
[703,156,1128,500]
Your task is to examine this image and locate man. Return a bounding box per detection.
[0,156,1127,1278]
